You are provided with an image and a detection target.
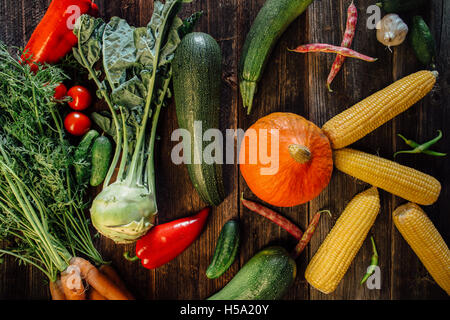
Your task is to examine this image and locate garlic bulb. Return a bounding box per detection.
[376,14,409,48]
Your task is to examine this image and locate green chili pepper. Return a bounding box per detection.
[394,130,447,158]
[361,236,379,285]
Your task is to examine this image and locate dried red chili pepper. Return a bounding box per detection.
[21,0,99,71]
[241,195,303,240]
[125,207,211,270]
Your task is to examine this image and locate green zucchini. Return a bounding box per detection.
[239,0,314,114]
[377,0,426,13]
[206,220,240,279]
[208,246,296,300]
[74,130,99,185]
[172,32,225,206]
[409,16,436,68]
[90,136,113,187]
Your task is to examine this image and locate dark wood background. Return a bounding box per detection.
[0,0,449,300]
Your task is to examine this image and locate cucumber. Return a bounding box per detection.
[90,136,113,187]
[239,0,314,114]
[377,0,426,13]
[206,220,240,279]
[409,16,436,67]
[172,32,225,206]
[208,246,296,300]
[74,130,99,185]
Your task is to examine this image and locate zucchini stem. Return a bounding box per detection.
[240,80,257,115]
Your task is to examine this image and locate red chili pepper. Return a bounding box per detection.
[292,210,330,258]
[241,194,303,240]
[327,1,358,92]
[289,43,377,62]
[129,207,211,270]
[21,0,99,71]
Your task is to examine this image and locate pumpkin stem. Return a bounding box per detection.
[288,144,311,164]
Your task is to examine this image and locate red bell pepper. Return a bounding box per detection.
[128,208,211,270]
[21,0,99,71]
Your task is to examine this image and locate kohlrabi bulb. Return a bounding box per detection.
[90,183,157,244]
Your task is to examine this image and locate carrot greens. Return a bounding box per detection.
[0,42,104,282]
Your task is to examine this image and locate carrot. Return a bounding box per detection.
[292,210,329,258]
[241,195,303,240]
[327,1,358,92]
[88,287,107,300]
[99,264,135,300]
[70,257,129,300]
[49,279,66,300]
[289,44,377,62]
[60,266,86,300]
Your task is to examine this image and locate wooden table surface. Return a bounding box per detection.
[0,0,449,300]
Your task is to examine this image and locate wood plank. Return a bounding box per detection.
[236,0,310,300]
[200,0,241,299]
[149,0,241,299]
[390,0,449,299]
[0,0,51,301]
[89,0,151,301]
[0,0,448,300]
[306,0,394,300]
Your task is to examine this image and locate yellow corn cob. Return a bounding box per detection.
[393,203,450,295]
[305,187,380,294]
[322,70,437,149]
[334,148,441,205]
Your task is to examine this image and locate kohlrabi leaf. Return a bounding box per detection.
[103,17,138,88]
[91,111,137,154]
[134,27,156,68]
[159,16,183,67]
[107,3,183,118]
[111,76,147,112]
[73,15,105,71]
[91,112,118,141]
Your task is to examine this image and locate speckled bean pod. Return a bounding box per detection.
[327,1,358,92]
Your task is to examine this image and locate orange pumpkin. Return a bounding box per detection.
[239,112,333,207]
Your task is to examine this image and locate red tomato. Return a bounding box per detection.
[64,112,91,136]
[67,86,92,111]
[53,83,67,100]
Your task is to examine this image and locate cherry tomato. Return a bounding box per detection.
[67,86,92,111]
[64,112,92,136]
[53,83,67,100]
